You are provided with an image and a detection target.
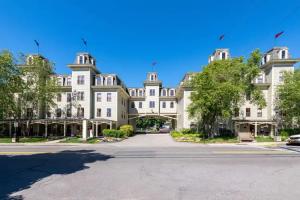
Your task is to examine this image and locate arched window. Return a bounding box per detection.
[162,90,166,96]
[131,90,135,96]
[170,90,175,96]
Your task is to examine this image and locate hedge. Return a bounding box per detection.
[119,125,134,137]
[103,129,126,138]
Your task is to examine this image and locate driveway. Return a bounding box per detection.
[107,133,200,147]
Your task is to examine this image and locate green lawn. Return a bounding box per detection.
[171,131,238,143]
[255,136,274,142]
[60,137,100,144]
[0,137,49,143]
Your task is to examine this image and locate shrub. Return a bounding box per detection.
[119,125,134,137]
[171,130,183,138]
[103,129,126,138]
[280,130,289,141]
[180,128,197,134]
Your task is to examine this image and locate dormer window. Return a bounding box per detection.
[28,56,33,65]
[221,52,226,60]
[138,90,143,96]
[264,56,267,64]
[162,90,167,96]
[107,77,112,85]
[150,75,154,81]
[131,90,135,96]
[170,90,175,96]
[281,50,286,59]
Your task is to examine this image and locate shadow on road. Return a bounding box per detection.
[0,150,113,200]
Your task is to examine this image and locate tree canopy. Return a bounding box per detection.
[277,69,300,127]
[188,50,266,136]
[0,51,24,120]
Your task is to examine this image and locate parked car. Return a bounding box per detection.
[159,126,170,133]
[287,134,300,145]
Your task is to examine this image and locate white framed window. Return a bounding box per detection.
[77,108,84,118]
[97,93,101,102]
[257,108,262,117]
[78,92,84,101]
[246,108,251,117]
[57,93,62,102]
[170,90,175,96]
[139,102,142,108]
[77,75,85,85]
[257,74,263,83]
[162,90,167,96]
[149,101,155,108]
[107,108,111,117]
[279,72,284,82]
[170,102,174,108]
[131,90,135,96]
[107,77,112,85]
[97,108,101,117]
[67,78,72,86]
[79,56,83,64]
[150,89,155,96]
[139,90,143,96]
[56,108,62,118]
[66,107,72,117]
[281,50,286,59]
[162,102,166,108]
[221,52,226,60]
[67,93,71,102]
[107,93,112,102]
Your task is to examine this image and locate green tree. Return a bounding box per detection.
[18,55,58,135]
[188,50,266,137]
[0,51,24,120]
[277,69,300,127]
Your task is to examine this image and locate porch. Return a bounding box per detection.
[235,121,276,141]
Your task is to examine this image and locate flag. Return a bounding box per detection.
[219,34,225,40]
[275,31,284,39]
[34,40,39,47]
[81,38,87,46]
[152,61,157,66]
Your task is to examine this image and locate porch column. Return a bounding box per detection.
[82,120,88,140]
[110,121,112,130]
[45,121,48,137]
[63,121,67,137]
[91,122,95,138]
[9,121,12,137]
[270,124,274,138]
[254,122,258,137]
[95,121,99,137]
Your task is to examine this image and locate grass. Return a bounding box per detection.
[170,131,238,143]
[60,137,101,144]
[0,137,49,143]
[255,136,274,142]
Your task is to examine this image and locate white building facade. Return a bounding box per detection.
[2,47,299,140]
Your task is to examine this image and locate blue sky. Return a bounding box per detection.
[1,0,300,87]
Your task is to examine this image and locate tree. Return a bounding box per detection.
[188,50,266,137]
[18,55,58,135]
[0,51,24,120]
[277,69,300,127]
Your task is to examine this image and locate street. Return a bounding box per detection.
[1,134,300,200]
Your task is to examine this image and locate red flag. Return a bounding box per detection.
[219,34,225,40]
[275,31,284,39]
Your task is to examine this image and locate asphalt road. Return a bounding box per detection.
[1,135,300,200]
